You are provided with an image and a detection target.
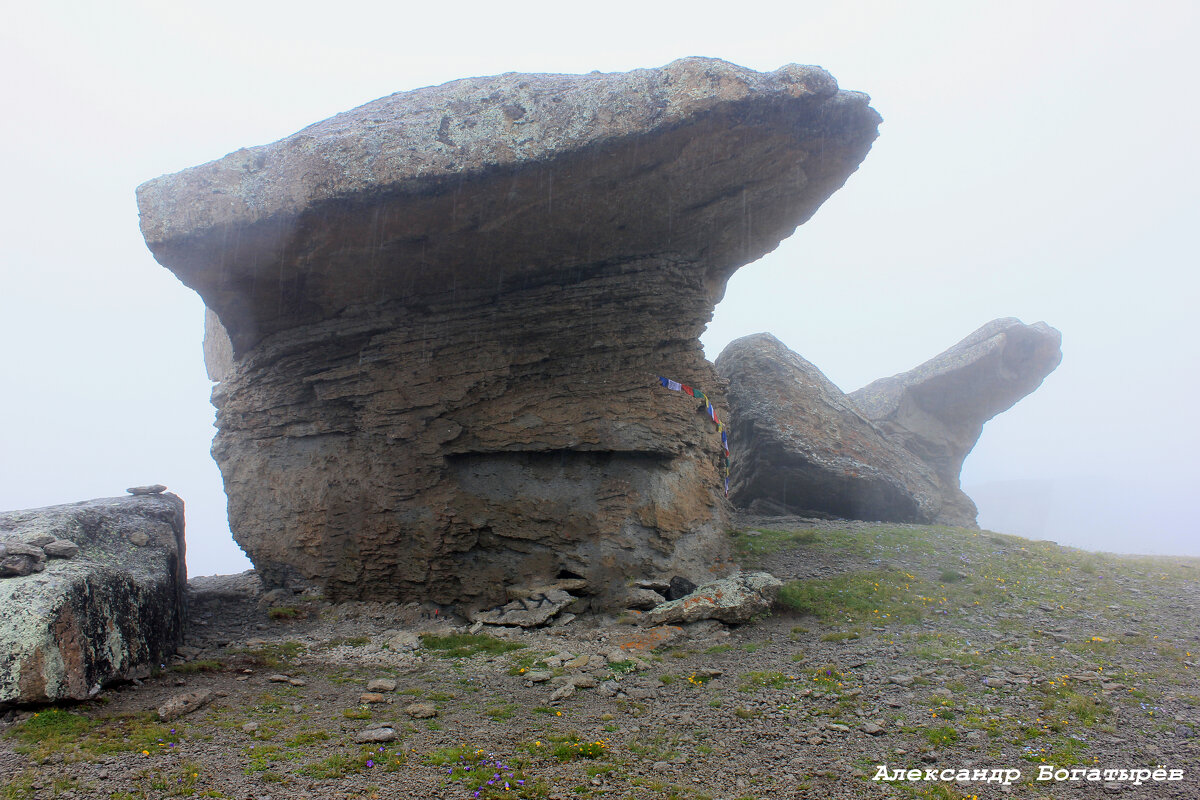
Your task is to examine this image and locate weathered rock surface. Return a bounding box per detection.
[624,587,667,611]
[0,494,187,705]
[715,333,949,523]
[137,57,880,607]
[158,688,213,721]
[127,484,167,496]
[666,576,698,601]
[355,727,398,743]
[42,540,80,559]
[850,318,1062,523]
[471,588,575,628]
[643,571,782,625]
[0,541,47,577]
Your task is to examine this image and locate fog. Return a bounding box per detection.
[1,1,1196,576]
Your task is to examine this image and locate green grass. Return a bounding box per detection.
[738,671,791,691]
[431,746,544,798]
[170,660,224,674]
[4,710,183,762]
[485,704,516,721]
[298,753,354,778]
[286,730,331,746]
[420,633,526,659]
[777,569,929,625]
[731,528,820,559]
[805,665,853,693]
[552,739,609,761]
[233,640,306,669]
[149,760,204,796]
[4,709,97,756]
[923,725,959,746]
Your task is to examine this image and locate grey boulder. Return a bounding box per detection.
[716,333,947,523]
[0,493,187,705]
[643,572,783,625]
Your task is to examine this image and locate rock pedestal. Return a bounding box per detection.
[0,494,187,705]
[136,58,880,608]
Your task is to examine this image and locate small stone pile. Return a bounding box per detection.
[468,572,781,631]
[0,535,79,577]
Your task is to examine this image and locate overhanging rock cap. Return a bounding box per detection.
[137,57,880,354]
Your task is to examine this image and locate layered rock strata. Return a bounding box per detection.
[136,57,880,608]
[0,493,187,705]
[715,333,950,523]
[850,317,1063,523]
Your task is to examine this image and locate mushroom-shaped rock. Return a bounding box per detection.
[716,333,948,523]
[850,318,1062,524]
[136,58,881,606]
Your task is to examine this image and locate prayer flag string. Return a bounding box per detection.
[656,375,731,496]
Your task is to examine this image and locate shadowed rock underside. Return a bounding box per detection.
[716,333,949,524]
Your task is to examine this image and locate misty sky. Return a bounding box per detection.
[1,2,1196,576]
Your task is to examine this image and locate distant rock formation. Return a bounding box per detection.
[717,320,1061,526]
[0,493,187,705]
[715,333,949,523]
[136,58,881,608]
[850,317,1063,523]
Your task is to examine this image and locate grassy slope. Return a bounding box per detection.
[3,524,1198,800]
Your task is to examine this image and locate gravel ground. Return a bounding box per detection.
[2,518,1199,800]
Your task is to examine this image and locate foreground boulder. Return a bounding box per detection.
[0,494,187,705]
[850,318,1062,523]
[136,58,880,607]
[643,572,783,625]
[715,333,948,523]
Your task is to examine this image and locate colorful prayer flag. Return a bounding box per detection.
[654,375,732,495]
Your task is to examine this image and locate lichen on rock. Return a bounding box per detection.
[0,494,187,706]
